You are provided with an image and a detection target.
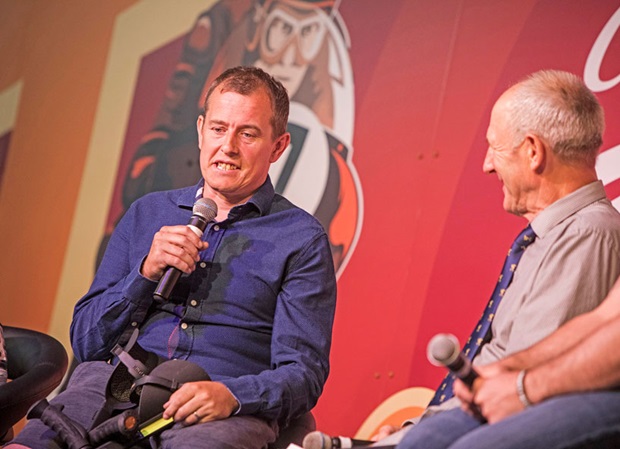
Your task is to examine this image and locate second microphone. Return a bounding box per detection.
[427,333,478,388]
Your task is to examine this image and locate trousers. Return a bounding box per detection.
[396,391,620,449]
[10,361,277,449]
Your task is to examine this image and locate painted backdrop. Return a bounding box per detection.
[1,0,619,436]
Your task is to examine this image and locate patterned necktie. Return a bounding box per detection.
[428,225,537,406]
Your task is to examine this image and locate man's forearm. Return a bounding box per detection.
[498,310,605,371]
[525,313,620,404]
[502,280,620,376]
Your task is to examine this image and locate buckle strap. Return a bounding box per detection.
[133,374,184,392]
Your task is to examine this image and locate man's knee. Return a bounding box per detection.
[156,416,277,449]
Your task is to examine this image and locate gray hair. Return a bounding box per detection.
[506,70,604,166]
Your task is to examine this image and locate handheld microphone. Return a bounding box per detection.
[302,431,373,449]
[153,198,218,301]
[427,333,479,388]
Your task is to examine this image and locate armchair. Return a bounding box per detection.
[0,325,68,442]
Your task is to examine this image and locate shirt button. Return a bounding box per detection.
[131,321,138,327]
[180,322,188,330]
[213,225,220,231]
[190,300,198,307]
[199,262,207,268]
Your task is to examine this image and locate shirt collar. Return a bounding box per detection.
[243,176,275,216]
[176,180,203,210]
[530,180,607,238]
[176,177,275,218]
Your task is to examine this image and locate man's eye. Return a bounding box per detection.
[212,127,225,134]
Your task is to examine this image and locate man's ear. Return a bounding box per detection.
[196,115,205,149]
[526,134,547,173]
[270,132,291,163]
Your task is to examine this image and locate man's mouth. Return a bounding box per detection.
[216,162,239,171]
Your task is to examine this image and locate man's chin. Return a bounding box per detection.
[503,199,517,215]
[205,180,237,195]
[504,202,527,217]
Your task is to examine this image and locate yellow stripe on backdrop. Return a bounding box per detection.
[50,0,215,354]
[0,82,22,137]
[0,0,136,337]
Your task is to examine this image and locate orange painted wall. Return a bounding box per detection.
[0,0,138,331]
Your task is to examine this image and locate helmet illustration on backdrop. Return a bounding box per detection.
[109,0,362,276]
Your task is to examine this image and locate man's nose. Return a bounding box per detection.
[220,133,238,154]
[482,147,495,173]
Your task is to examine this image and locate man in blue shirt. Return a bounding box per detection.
[9,66,337,449]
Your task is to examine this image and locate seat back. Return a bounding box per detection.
[0,326,68,441]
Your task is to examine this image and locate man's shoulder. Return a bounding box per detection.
[571,199,620,233]
[539,185,620,235]
[120,186,196,229]
[269,193,326,232]
[546,200,620,258]
[130,185,195,210]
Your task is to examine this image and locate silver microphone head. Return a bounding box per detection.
[193,197,218,222]
[302,430,332,449]
[427,333,460,367]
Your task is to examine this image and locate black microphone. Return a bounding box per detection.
[427,333,478,388]
[153,198,218,301]
[302,431,373,449]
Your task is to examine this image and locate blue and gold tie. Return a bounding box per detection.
[428,225,537,406]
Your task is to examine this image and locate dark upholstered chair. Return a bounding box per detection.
[0,326,68,442]
[269,412,316,449]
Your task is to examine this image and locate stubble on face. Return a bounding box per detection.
[197,88,287,210]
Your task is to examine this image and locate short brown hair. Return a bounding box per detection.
[202,66,290,138]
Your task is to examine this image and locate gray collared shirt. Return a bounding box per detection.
[416,180,620,421]
[477,180,620,366]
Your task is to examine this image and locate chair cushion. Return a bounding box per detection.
[0,326,68,439]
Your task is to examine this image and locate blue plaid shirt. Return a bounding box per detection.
[70,178,336,425]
